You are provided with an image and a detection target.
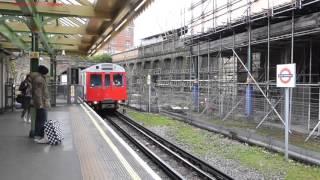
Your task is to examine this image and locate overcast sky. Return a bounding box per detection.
[134,0,192,46]
[133,0,291,46]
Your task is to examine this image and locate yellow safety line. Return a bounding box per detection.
[80,104,141,180]
[80,98,161,180]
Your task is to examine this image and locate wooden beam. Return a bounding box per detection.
[1,42,81,51]
[0,2,112,19]
[21,36,86,45]
[6,22,97,35]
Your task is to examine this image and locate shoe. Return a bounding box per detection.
[34,136,41,140]
[27,117,31,123]
[23,116,27,122]
[35,137,49,144]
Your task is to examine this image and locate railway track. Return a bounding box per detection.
[105,111,233,180]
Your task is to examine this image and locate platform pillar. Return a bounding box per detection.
[50,55,57,107]
[29,32,39,138]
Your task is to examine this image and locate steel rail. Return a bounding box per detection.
[113,111,233,180]
[105,115,184,180]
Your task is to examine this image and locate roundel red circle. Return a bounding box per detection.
[279,68,292,84]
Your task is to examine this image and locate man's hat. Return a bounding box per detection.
[38,65,49,75]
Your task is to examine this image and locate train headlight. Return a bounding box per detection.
[118,100,121,103]
[93,101,98,105]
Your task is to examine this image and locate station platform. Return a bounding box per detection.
[0,104,160,180]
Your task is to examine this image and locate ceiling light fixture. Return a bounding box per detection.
[115,18,127,31]
[135,0,146,11]
[103,34,111,42]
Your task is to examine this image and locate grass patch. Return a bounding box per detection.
[127,110,177,127]
[209,119,320,153]
[127,110,320,179]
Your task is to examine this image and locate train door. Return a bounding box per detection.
[103,73,113,100]
[87,73,103,101]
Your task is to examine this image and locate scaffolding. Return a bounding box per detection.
[182,0,320,140]
[122,0,320,150]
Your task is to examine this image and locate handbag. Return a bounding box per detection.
[44,120,63,145]
[16,94,24,104]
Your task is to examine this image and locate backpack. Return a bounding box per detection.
[16,94,24,104]
[19,81,27,92]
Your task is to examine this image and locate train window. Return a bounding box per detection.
[90,74,102,87]
[105,74,110,87]
[113,74,123,87]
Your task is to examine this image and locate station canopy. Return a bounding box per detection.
[0,0,152,56]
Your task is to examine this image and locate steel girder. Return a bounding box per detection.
[0,24,28,50]
[15,0,53,54]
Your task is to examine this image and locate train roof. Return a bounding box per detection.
[81,63,125,73]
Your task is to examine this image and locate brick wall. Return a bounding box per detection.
[103,23,134,54]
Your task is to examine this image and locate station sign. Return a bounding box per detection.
[70,85,75,103]
[276,64,296,88]
[147,74,151,85]
[30,51,39,59]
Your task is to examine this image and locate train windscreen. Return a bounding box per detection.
[90,74,102,87]
[113,74,123,87]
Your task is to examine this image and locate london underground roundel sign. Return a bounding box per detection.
[276,64,296,88]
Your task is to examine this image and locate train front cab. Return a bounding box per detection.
[86,71,127,110]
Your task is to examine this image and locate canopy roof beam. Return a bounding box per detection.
[0,2,111,19]
[7,22,95,35]
[0,24,28,50]
[1,42,80,51]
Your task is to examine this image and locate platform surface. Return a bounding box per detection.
[0,104,158,180]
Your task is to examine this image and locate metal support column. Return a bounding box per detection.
[50,55,56,107]
[219,33,222,118]
[232,30,236,116]
[29,32,39,138]
[0,56,3,113]
[197,43,200,113]
[246,1,253,119]
[267,2,270,97]
[308,41,312,130]
[285,87,290,160]
[30,33,39,72]
[289,9,295,128]
[213,0,216,31]
[207,41,210,102]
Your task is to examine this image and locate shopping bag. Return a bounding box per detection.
[44,120,63,145]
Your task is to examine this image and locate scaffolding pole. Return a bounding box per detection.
[219,33,222,118]
[308,41,312,131]
[207,40,210,102]
[267,0,270,96]
[233,30,236,110]
[289,8,295,129]
[197,43,200,112]
[246,0,253,119]
[305,88,320,141]
[232,49,288,130]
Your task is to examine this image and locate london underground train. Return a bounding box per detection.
[80,63,128,110]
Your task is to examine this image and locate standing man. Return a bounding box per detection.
[31,65,50,143]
